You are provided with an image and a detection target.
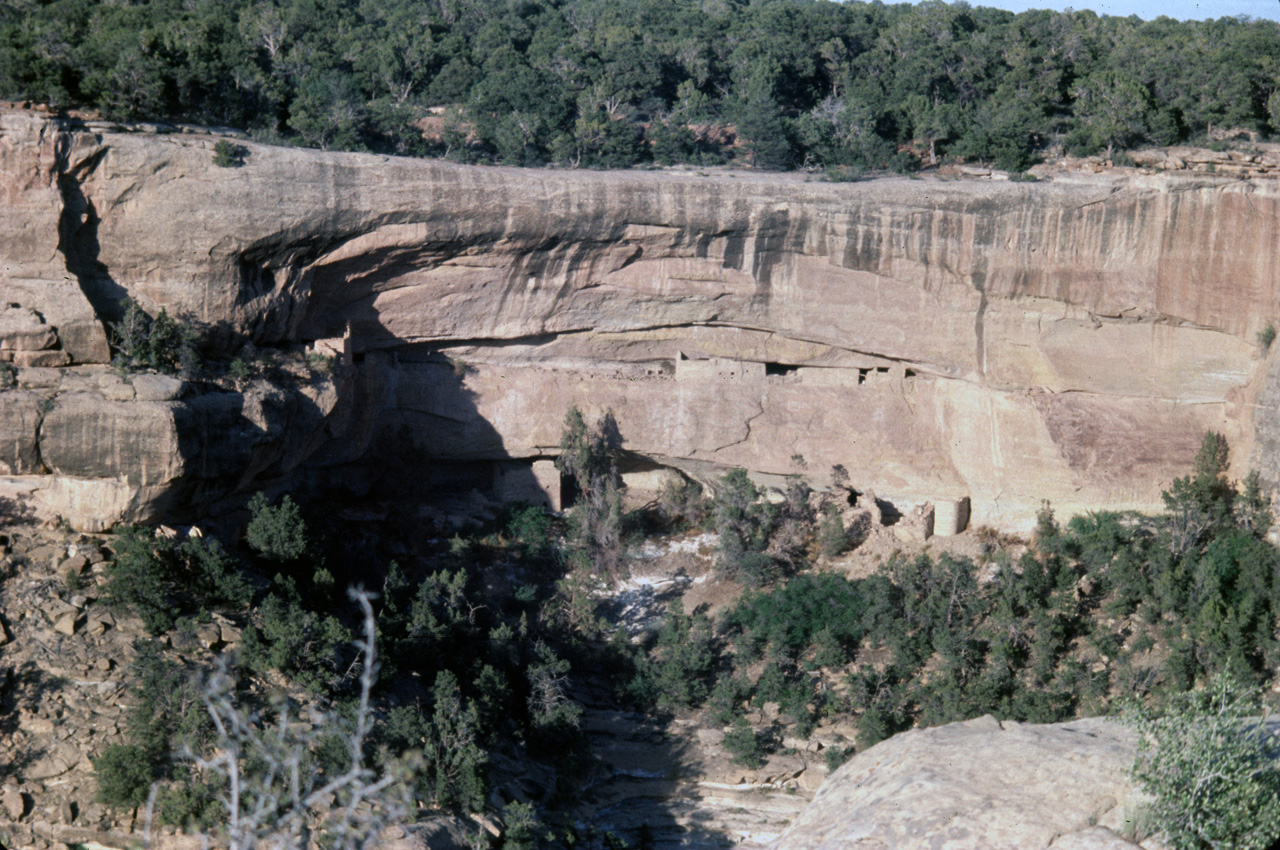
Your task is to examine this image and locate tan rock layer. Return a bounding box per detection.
[2,109,1277,528]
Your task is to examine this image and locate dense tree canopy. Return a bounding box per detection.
[4,0,1279,170]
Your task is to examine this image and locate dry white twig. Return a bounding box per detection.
[187,587,411,850]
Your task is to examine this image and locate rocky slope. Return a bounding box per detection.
[2,105,1278,530]
[0,523,835,850]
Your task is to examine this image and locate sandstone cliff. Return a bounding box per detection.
[1,106,1276,529]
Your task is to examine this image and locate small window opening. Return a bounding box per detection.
[876,497,902,526]
[765,362,799,377]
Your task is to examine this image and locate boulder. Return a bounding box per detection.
[95,373,135,401]
[196,622,223,650]
[0,306,57,353]
[2,785,27,821]
[130,373,185,401]
[59,553,88,575]
[53,611,79,636]
[13,350,71,368]
[769,716,1152,850]
[15,367,61,389]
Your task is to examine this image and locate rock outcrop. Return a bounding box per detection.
[769,714,1155,850]
[2,105,1278,528]
[0,362,341,531]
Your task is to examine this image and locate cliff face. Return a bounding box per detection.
[1,107,1276,529]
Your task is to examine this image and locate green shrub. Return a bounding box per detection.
[306,350,334,372]
[724,572,867,662]
[1259,323,1276,352]
[212,140,246,167]
[104,526,176,634]
[823,164,866,182]
[109,299,198,375]
[93,744,156,809]
[405,567,470,646]
[240,578,350,691]
[502,801,551,850]
[817,504,847,557]
[642,600,719,711]
[104,528,252,634]
[706,676,751,726]
[1126,673,1280,850]
[503,504,553,561]
[722,716,763,768]
[228,357,252,382]
[421,670,487,811]
[713,468,779,585]
[888,151,920,174]
[155,780,222,830]
[657,475,706,529]
[526,641,583,737]
[823,745,854,772]
[856,706,898,750]
[245,492,308,563]
[179,536,253,609]
[557,406,625,574]
[124,639,213,761]
[0,362,15,389]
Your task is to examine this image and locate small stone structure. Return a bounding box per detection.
[307,324,353,368]
[795,367,862,387]
[893,502,935,543]
[674,354,765,383]
[934,497,971,536]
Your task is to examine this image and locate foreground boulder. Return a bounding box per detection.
[771,715,1157,850]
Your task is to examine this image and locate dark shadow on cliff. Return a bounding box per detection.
[290,349,734,848]
[55,137,128,324]
[167,239,741,846]
[304,350,548,518]
[168,368,336,527]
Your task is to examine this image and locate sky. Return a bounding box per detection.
[970,0,1280,20]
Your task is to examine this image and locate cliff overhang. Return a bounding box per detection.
[2,107,1277,531]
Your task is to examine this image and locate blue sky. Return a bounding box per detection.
[971,0,1280,20]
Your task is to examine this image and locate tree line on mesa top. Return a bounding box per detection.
[4,0,1280,173]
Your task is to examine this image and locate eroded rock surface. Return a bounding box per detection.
[2,106,1278,528]
[769,714,1156,850]
[0,363,341,530]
